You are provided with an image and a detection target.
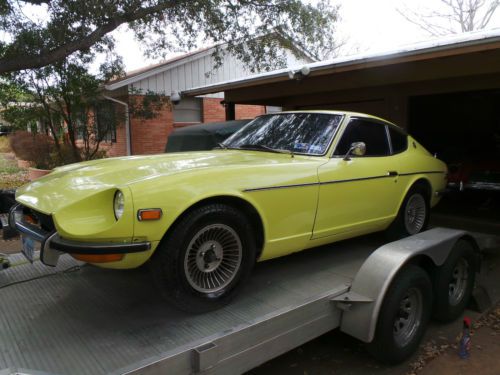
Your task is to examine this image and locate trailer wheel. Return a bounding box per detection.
[367,265,432,364]
[151,203,256,313]
[387,184,429,240]
[433,239,476,322]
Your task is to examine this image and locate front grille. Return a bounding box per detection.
[20,205,55,232]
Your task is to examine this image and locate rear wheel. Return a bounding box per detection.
[433,240,476,322]
[150,203,256,313]
[387,184,430,240]
[367,265,432,364]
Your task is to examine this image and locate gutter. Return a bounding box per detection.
[103,95,131,156]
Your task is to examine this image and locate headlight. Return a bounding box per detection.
[113,190,125,220]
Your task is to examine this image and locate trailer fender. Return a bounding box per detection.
[333,227,479,343]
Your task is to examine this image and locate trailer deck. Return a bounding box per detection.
[0,228,488,375]
[0,234,389,375]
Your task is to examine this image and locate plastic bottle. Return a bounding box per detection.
[458,316,472,359]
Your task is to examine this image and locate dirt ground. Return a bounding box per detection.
[417,304,500,375]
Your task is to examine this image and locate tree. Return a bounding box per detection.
[398,0,499,36]
[1,52,167,164]
[0,0,340,75]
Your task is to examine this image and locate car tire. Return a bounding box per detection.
[387,184,430,240]
[367,265,432,364]
[150,203,256,313]
[432,239,476,322]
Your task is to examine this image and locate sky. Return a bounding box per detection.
[112,0,500,72]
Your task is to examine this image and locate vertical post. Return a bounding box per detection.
[103,95,131,156]
[225,102,235,121]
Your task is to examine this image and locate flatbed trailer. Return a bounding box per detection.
[0,228,481,375]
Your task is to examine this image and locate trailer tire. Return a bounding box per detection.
[367,265,432,364]
[433,239,476,322]
[387,184,430,240]
[150,203,256,313]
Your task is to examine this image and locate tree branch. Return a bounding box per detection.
[0,1,179,74]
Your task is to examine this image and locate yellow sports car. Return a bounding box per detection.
[10,111,447,312]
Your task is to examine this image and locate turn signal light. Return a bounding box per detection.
[137,208,163,221]
[70,254,124,263]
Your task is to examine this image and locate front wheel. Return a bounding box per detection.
[150,204,256,313]
[367,265,432,364]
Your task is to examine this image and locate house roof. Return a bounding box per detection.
[182,28,500,97]
[105,33,314,92]
[105,46,214,91]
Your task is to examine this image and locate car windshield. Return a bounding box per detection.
[223,113,343,156]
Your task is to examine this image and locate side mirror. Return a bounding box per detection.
[343,142,366,161]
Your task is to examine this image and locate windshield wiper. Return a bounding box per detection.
[236,144,294,156]
[214,142,227,150]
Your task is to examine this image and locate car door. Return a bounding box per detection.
[312,117,401,239]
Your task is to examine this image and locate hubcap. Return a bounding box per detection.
[393,287,423,347]
[449,258,469,306]
[184,224,242,293]
[404,194,426,235]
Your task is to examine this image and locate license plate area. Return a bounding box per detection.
[21,235,40,263]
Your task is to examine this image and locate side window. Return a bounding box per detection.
[334,119,390,156]
[389,127,408,154]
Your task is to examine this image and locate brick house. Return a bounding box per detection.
[102,43,312,156]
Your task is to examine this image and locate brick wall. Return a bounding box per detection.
[235,104,266,119]
[202,98,226,123]
[202,98,266,123]
[103,121,127,157]
[130,95,173,155]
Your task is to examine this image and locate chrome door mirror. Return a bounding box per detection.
[343,142,366,160]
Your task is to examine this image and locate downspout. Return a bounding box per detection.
[103,95,131,156]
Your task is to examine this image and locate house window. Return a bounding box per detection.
[95,102,117,142]
[173,97,202,124]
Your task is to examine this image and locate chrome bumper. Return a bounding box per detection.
[9,203,151,266]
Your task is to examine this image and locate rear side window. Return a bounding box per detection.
[389,127,408,154]
[334,119,390,156]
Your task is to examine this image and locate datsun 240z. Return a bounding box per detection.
[10,111,447,312]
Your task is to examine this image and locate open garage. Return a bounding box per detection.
[184,30,500,231]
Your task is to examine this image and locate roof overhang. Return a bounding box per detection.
[182,29,500,100]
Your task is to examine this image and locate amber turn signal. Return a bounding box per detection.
[137,208,163,221]
[70,253,124,263]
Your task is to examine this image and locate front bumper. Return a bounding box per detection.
[9,203,151,266]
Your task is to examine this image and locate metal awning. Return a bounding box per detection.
[183,29,500,98]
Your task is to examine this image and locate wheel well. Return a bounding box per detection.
[167,196,265,259]
[412,178,432,202]
[405,255,437,279]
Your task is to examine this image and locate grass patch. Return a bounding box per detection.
[0,137,11,153]
[0,152,28,189]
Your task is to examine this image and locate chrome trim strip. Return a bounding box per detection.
[244,172,398,192]
[243,181,319,192]
[399,171,445,176]
[319,174,393,186]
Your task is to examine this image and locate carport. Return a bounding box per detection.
[184,30,500,230]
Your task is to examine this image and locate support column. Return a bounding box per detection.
[225,102,235,121]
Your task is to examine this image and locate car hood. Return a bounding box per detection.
[15,150,315,214]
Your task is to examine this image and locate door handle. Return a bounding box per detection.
[388,171,398,177]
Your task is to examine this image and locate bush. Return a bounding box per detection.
[9,131,55,169]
